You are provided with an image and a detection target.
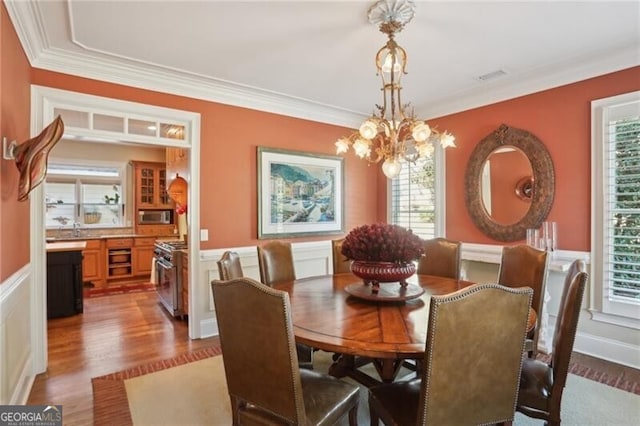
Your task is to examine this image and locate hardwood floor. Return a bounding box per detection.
[27,289,639,426]
[570,352,640,385]
[27,290,219,426]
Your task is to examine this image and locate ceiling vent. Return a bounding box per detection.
[477,69,508,81]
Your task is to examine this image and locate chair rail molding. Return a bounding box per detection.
[461,242,590,273]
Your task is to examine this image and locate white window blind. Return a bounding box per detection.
[390,157,436,239]
[604,109,640,303]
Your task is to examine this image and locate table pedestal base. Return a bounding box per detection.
[328,354,409,387]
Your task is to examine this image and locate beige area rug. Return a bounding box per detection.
[126,356,231,425]
[94,350,640,426]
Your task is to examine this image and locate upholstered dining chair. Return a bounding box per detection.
[257,240,296,286]
[514,259,588,426]
[369,283,533,426]
[332,238,352,274]
[417,237,462,280]
[256,241,314,368]
[211,277,360,426]
[217,251,244,280]
[498,244,550,357]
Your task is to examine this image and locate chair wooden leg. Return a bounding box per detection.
[369,412,379,426]
[547,410,561,426]
[348,405,358,426]
[369,403,379,426]
[230,396,242,426]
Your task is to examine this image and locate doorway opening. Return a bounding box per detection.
[31,85,201,373]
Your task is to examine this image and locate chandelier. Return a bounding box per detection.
[335,0,455,179]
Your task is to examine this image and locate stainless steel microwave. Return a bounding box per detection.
[138,209,173,225]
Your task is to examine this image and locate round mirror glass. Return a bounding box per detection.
[480,146,533,226]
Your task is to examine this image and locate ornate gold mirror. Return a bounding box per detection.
[464,124,554,241]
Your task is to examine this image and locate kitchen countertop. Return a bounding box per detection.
[46,241,87,252]
[46,234,178,242]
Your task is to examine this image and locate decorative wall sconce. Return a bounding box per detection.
[3,115,64,201]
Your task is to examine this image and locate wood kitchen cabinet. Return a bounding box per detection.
[106,238,133,280]
[135,224,177,237]
[82,239,105,288]
[132,161,175,235]
[132,237,156,277]
[132,161,172,209]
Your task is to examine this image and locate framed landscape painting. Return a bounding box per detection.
[258,147,344,239]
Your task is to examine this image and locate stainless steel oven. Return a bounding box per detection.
[154,240,187,318]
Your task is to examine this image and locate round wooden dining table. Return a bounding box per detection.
[274,273,536,387]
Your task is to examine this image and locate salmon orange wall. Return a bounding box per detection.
[425,66,640,251]
[7,6,639,256]
[30,70,380,250]
[1,3,32,282]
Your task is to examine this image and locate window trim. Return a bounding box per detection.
[590,90,640,329]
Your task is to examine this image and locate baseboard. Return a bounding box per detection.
[10,354,34,405]
[574,331,640,370]
[199,317,219,339]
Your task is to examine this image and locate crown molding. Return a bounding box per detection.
[4,0,49,63]
[7,0,638,127]
[31,47,367,129]
[5,1,365,129]
[419,43,640,119]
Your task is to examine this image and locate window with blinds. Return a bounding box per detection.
[390,157,437,240]
[592,91,640,323]
[604,111,640,303]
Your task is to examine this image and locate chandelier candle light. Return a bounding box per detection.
[335,0,455,179]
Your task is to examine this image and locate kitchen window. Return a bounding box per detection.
[45,162,127,228]
[389,148,446,239]
[591,91,640,327]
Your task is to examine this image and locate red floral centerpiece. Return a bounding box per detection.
[341,223,424,290]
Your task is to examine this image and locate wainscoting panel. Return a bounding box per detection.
[0,265,34,405]
[200,241,332,337]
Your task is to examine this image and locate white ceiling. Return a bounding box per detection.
[6,0,640,127]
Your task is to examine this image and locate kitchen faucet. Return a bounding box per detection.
[72,222,81,237]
